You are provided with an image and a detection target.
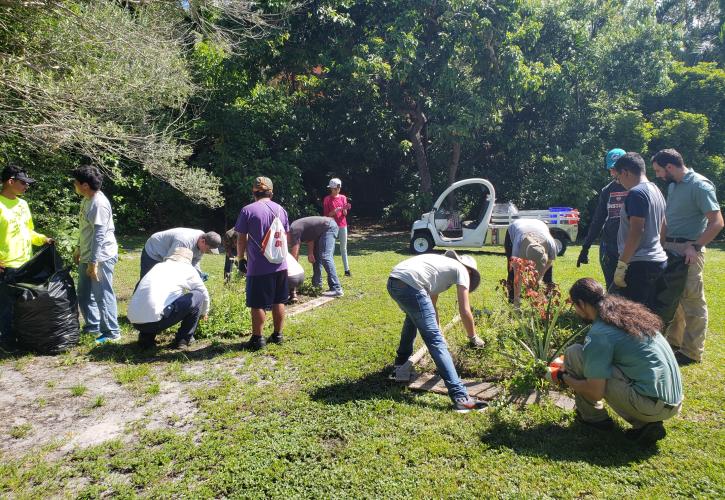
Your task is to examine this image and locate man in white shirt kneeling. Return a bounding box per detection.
[128,247,210,349]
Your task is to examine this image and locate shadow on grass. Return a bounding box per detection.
[85,336,256,364]
[480,416,660,466]
[309,368,427,407]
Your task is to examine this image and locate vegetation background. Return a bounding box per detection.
[0,0,723,247]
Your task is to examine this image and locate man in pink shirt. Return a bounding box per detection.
[322,178,352,276]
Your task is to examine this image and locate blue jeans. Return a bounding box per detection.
[387,278,468,402]
[78,257,120,336]
[134,289,204,343]
[337,226,349,272]
[312,221,342,292]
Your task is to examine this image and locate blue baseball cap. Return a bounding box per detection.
[605,148,626,169]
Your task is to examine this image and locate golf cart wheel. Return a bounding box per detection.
[410,232,434,254]
[551,232,568,256]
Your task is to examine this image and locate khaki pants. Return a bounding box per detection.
[663,242,708,361]
[564,344,681,428]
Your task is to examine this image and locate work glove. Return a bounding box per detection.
[86,262,99,282]
[550,355,565,369]
[576,246,590,267]
[613,260,629,288]
[236,257,247,274]
[544,365,566,388]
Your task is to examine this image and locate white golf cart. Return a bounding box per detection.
[409,178,579,256]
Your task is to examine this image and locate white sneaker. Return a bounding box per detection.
[322,289,344,297]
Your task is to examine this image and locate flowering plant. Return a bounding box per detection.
[499,257,586,383]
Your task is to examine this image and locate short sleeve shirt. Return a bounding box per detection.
[323,194,348,228]
[144,228,205,268]
[235,200,289,277]
[79,191,117,263]
[582,320,682,405]
[617,182,666,262]
[289,217,334,246]
[508,219,557,261]
[665,170,721,241]
[389,253,470,295]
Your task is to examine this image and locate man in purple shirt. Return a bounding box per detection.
[235,176,290,350]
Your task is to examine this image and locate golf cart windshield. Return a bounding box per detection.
[434,181,492,239]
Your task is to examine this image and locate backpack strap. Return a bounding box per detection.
[246,202,281,251]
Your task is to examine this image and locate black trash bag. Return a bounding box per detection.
[6,245,80,354]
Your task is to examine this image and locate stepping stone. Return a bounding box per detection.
[408,374,447,394]
[287,296,336,317]
[406,374,574,409]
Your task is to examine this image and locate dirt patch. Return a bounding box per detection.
[0,349,257,459]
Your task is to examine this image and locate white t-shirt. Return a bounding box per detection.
[390,254,469,295]
[127,259,210,324]
[507,219,557,261]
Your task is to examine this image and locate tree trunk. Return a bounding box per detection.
[448,140,461,186]
[407,105,432,195]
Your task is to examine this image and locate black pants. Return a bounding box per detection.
[504,231,553,303]
[133,289,204,344]
[654,252,689,326]
[140,248,161,279]
[613,260,666,311]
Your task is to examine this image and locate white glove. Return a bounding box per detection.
[614,260,628,288]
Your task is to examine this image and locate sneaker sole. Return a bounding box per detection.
[454,406,488,414]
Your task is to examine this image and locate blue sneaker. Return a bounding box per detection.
[95,333,121,344]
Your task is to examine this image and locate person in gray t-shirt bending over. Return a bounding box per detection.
[141,227,222,279]
[387,250,486,413]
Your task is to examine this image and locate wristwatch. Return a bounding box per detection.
[692,243,703,252]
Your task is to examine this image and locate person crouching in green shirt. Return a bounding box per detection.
[552,278,683,445]
[0,164,53,348]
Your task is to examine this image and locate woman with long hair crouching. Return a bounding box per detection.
[557,278,683,445]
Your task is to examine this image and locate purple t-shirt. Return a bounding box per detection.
[234,200,290,276]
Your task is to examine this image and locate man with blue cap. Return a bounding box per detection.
[577,148,628,288]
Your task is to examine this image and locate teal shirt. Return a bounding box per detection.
[665,170,720,241]
[582,319,683,405]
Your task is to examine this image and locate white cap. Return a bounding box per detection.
[165,247,193,265]
[327,178,342,189]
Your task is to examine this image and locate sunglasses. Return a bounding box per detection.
[11,177,29,186]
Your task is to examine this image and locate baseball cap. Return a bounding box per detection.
[203,231,222,254]
[166,247,193,264]
[520,235,550,279]
[328,178,342,189]
[1,165,35,184]
[605,148,625,169]
[444,250,481,292]
[253,176,273,192]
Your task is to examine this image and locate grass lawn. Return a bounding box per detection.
[1,232,723,498]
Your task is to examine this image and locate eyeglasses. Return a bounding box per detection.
[11,177,28,186]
